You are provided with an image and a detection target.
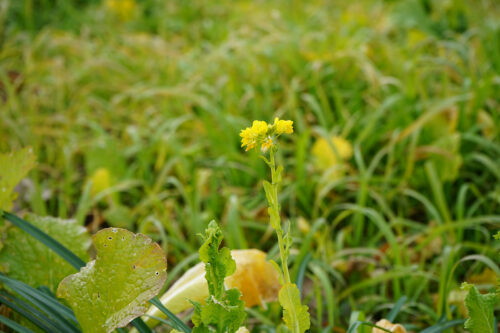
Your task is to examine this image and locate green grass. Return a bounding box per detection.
[1,0,500,331]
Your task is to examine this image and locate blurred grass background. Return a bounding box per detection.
[1,0,500,331]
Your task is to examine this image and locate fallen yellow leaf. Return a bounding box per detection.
[141,249,280,329]
[311,136,353,180]
[372,319,407,333]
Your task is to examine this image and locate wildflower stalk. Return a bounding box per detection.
[240,118,309,333]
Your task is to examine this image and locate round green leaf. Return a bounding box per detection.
[57,228,167,333]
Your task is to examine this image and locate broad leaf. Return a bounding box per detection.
[278,283,310,333]
[0,147,36,211]
[57,228,167,333]
[0,213,90,292]
[462,283,497,333]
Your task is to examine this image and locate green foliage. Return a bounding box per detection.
[0,213,90,292]
[278,284,310,333]
[0,147,36,211]
[461,283,498,333]
[191,221,245,333]
[1,0,500,331]
[57,228,167,333]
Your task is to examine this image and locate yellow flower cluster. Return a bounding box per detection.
[240,118,294,152]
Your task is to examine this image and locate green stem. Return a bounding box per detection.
[269,149,291,284]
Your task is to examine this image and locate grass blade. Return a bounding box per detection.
[347,321,391,333]
[0,273,79,331]
[386,296,407,322]
[295,252,312,294]
[0,314,36,333]
[149,297,191,333]
[0,292,58,332]
[420,319,466,333]
[131,318,153,333]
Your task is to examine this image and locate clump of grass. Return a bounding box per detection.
[1,0,499,331]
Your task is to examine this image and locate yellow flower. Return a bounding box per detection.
[274,117,294,134]
[252,120,268,135]
[261,136,274,153]
[240,118,293,152]
[240,127,258,151]
[240,120,268,151]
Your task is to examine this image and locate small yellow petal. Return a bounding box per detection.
[251,120,269,136]
[274,118,294,134]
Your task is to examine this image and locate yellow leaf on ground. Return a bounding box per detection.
[311,136,352,180]
[226,249,281,307]
[372,319,407,333]
[141,249,280,329]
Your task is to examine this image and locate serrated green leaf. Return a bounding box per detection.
[199,221,235,299]
[278,283,310,333]
[462,284,498,333]
[57,228,167,333]
[199,289,246,333]
[0,147,36,211]
[192,221,246,333]
[0,213,90,292]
